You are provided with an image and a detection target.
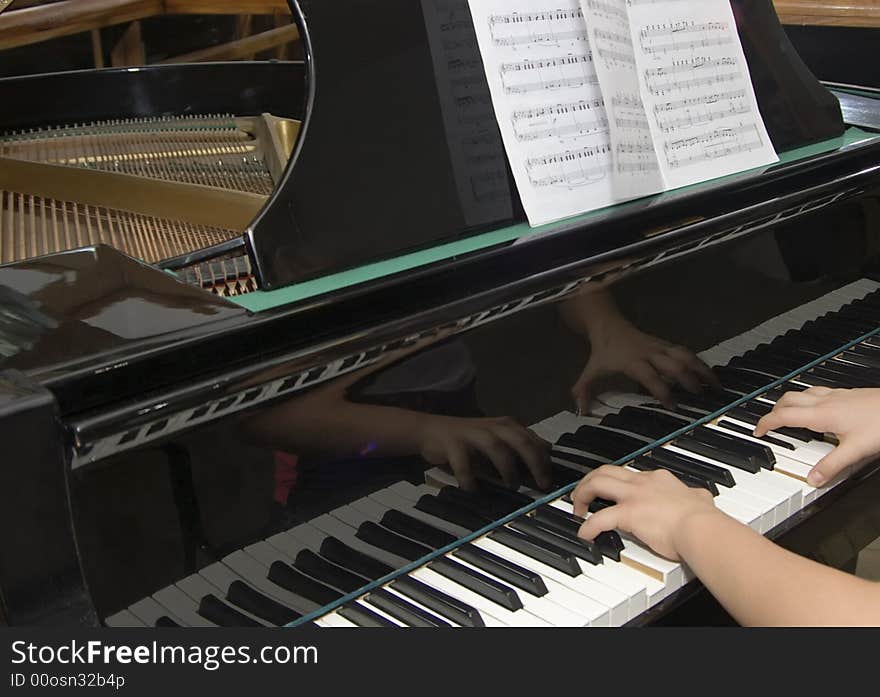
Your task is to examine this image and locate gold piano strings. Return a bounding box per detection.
[0,114,299,291]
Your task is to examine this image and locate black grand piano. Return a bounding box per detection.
[1,0,879,627]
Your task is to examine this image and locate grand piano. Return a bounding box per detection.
[1,0,880,627]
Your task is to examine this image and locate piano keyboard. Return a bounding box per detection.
[105,278,880,628]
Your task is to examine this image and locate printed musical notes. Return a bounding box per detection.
[627,0,778,187]
[468,0,616,226]
[581,0,663,199]
[466,0,777,227]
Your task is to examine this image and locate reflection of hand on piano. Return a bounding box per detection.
[416,415,552,492]
[755,387,880,488]
[561,289,716,413]
[571,465,718,562]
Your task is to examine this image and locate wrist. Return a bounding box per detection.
[671,507,729,562]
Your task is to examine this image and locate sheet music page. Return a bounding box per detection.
[581,0,664,200]
[626,0,778,189]
[421,0,514,228]
[467,0,616,226]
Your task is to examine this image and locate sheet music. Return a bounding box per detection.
[581,0,663,200]
[421,0,514,227]
[626,0,778,188]
[467,0,616,226]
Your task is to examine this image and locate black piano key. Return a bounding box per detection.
[356,521,433,561]
[606,409,765,473]
[294,549,370,593]
[380,509,458,548]
[197,594,262,627]
[226,580,301,626]
[638,446,734,487]
[629,455,722,494]
[620,406,776,469]
[550,448,605,472]
[320,537,394,580]
[508,516,602,565]
[365,589,450,628]
[268,561,343,607]
[669,386,745,411]
[378,509,526,612]
[477,480,536,509]
[677,432,766,473]
[569,425,646,459]
[154,616,181,628]
[726,403,819,442]
[838,349,880,372]
[391,577,485,627]
[487,527,581,577]
[415,494,487,531]
[338,603,397,628]
[717,419,795,450]
[686,427,775,470]
[532,506,623,562]
[452,544,548,597]
[439,485,514,518]
[429,558,524,612]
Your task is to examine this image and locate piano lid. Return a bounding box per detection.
[248,0,846,290]
[0,245,246,383]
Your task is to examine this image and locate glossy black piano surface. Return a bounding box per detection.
[1,1,880,627]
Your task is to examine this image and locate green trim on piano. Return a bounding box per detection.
[231,127,879,314]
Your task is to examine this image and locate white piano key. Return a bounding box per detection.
[381,485,643,623]
[712,415,833,466]
[379,585,475,627]
[221,550,320,614]
[314,613,359,628]
[176,573,272,627]
[350,599,406,627]
[410,566,550,627]
[341,501,608,626]
[128,597,185,627]
[104,610,146,627]
[548,499,684,600]
[473,538,609,626]
[153,585,215,627]
[358,490,607,626]
[663,444,786,530]
[345,496,604,627]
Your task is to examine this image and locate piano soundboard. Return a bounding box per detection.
[105,278,880,628]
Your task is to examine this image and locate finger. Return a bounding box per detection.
[468,430,520,489]
[648,353,701,394]
[664,346,718,387]
[753,405,825,437]
[445,441,478,492]
[571,364,601,416]
[493,423,553,490]
[774,390,825,409]
[571,472,635,517]
[570,464,633,513]
[626,360,673,408]
[666,346,719,385]
[577,506,624,541]
[803,386,834,398]
[808,442,861,487]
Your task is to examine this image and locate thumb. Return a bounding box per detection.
[808,442,859,487]
[577,506,621,541]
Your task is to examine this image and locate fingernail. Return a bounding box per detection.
[808,470,825,486]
